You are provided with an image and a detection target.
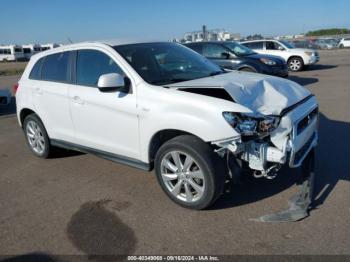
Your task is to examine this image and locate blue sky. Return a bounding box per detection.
[1,0,349,44]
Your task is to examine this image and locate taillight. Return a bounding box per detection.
[13,83,19,95]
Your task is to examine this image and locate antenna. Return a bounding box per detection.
[67,37,73,44]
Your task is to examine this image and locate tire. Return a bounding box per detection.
[288,57,304,72]
[154,135,225,210]
[339,44,344,49]
[23,114,52,158]
[239,67,256,73]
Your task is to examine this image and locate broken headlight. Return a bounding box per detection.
[223,112,280,136]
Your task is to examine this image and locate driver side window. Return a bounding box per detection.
[266,41,283,50]
[203,44,228,58]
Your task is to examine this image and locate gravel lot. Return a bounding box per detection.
[0,50,349,258]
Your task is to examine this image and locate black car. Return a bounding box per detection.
[184,41,288,78]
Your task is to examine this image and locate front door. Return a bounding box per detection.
[69,49,139,159]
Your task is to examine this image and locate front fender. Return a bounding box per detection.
[138,85,251,163]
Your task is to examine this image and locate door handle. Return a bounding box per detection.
[72,96,84,105]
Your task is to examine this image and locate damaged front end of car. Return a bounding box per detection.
[212,95,319,222]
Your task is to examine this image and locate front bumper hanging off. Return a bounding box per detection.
[251,148,315,222]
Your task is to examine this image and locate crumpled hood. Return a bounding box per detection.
[167,71,311,115]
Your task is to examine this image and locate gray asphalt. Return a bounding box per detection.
[0,50,349,257]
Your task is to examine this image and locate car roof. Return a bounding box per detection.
[241,39,277,43]
[185,41,235,45]
[28,39,171,60]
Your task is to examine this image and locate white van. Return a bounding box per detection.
[0,45,25,62]
[22,44,42,60]
[40,43,59,51]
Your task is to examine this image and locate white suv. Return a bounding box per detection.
[15,41,319,209]
[241,39,319,72]
[339,38,350,48]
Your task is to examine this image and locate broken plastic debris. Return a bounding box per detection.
[251,149,315,222]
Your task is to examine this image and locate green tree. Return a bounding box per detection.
[306,28,350,36]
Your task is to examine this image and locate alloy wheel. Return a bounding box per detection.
[26,120,46,154]
[160,151,205,203]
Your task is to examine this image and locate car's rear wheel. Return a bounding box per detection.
[155,135,225,210]
[239,67,257,73]
[23,114,51,158]
[288,57,304,72]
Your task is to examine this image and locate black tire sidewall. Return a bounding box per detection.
[240,67,256,73]
[23,114,50,158]
[154,135,224,210]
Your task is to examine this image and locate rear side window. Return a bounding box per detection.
[186,44,203,54]
[41,52,70,82]
[76,50,124,87]
[29,58,44,80]
[243,42,263,50]
[203,44,228,58]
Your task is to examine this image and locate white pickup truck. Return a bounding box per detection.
[15,41,319,209]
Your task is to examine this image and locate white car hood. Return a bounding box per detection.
[167,71,311,115]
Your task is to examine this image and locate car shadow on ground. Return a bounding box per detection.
[288,75,319,86]
[210,113,350,213]
[0,253,55,262]
[0,96,16,117]
[307,64,338,71]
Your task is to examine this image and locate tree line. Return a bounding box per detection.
[306,28,350,37]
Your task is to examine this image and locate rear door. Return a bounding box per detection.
[242,41,264,54]
[31,51,75,142]
[69,48,139,159]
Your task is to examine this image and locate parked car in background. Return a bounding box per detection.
[16,40,318,209]
[22,44,42,60]
[241,39,319,72]
[338,38,350,48]
[291,39,318,49]
[0,89,11,105]
[0,45,25,62]
[314,39,338,49]
[184,41,288,77]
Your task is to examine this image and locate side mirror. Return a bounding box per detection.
[97,73,129,92]
[221,52,231,59]
[278,46,285,51]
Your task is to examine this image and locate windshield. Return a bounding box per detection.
[223,41,255,56]
[113,42,225,85]
[280,40,295,49]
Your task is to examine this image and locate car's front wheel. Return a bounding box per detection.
[155,135,225,210]
[23,114,52,158]
[288,57,304,72]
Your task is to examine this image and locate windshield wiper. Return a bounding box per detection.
[151,78,191,85]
